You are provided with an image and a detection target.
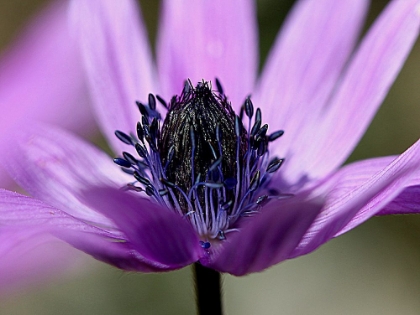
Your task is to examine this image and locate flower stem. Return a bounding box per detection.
[194,263,223,315]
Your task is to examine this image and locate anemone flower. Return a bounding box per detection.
[1,0,420,314]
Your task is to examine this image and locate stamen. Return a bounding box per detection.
[113,79,287,240]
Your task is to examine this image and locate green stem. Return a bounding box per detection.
[193,263,223,315]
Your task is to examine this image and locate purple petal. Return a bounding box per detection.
[61,231,169,272]
[70,0,156,153]
[83,186,203,270]
[0,189,109,235]
[292,137,420,258]
[376,163,420,215]
[157,0,258,108]
[376,186,420,215]
[202,197,322,276]
[2,124,131,227]
[254,0,368,157]
[0,1,95,187]
[0,227,84,295]
[0,189,159,272]
[287,0,420,182]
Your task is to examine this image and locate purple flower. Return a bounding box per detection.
[1,0,420,277]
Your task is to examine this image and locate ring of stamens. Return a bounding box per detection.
[113,79,286,244]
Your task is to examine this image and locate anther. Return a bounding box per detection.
[115,130,134,146]
[244,97,254,119]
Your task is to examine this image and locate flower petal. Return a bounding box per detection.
[287,0,420,182]
[376,186,420,215]
[0,189,158,272]
[157,0,258,108]
[70,0,156,153]
[0,189,109,235]
[291,137,420,258]
[203,197,322,276]
[82,186,203,270]
[60,231,168,272]
[0,227,84,295]
[254,0,368,152]
[2,124,130,227]
[0,0,95,187]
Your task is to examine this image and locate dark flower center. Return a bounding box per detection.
[113,79,285,242]
[159,81,247,212]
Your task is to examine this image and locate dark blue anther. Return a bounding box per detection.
[113,158,131,168]
[121,168,135,175]
[255,124,268,141]
[266,158,284,173]
[156,95,168,109]
[255,107,261,122]
[215,78,224,95]
[141,115,149,127]
[268,130,284,142]
[143,125,150,139]
[148,93,156,110]
[183,80,191,94]
[135,143,148,158]
[200,241,211,249]
[136,122,144,142]
[169,95,177,108]
[145,186,154,196]
[249,170,261,192]
[136,101,149,117]
[161,178,176,188]
[134,171,151,185]
[150,119,159,140]
[115,130,134,145]
[244,97,254,118]
[122,152,137,165]
[250,109,262,136]
[257,140,268,157]
[148,139,158,152]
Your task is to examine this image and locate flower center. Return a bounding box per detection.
[113,80,285,243]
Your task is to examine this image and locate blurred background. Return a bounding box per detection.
[1,0,420,314]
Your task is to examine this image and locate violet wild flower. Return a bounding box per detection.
[1,0,420,304]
